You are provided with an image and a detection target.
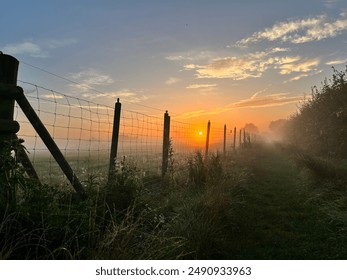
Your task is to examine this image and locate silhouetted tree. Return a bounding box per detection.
[244,123,259,134]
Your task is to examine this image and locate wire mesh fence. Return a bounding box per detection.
[15,81,114,185]
[13,81,235,186]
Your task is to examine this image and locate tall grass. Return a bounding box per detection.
[0,139,249,259]
[281,144,347,243]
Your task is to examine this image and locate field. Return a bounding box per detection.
[1,141,347,259]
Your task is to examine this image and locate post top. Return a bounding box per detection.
[0,53,19,85]
[0,52,19,61]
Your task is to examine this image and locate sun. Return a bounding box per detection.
[198,131,203,136]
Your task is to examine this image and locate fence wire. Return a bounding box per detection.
[15,81,114,185]
[14,81,232,185]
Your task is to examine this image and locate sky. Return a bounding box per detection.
[1,0,347,132]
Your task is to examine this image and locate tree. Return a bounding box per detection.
[244,123,259,134]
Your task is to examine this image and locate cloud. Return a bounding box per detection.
[2,42,48,58]
[326,58,346,65]
[184,48,305,80]
[2,38,78,58]
[44,38,78,49]
[42,94,65,99]
[277,58,320,75]
[177,92,303,119]
[69,68,114,91]
[82,89,149,104]
[183,64,203,70]
[165,50,216,62]
[165,77,180,85]
[285,69,323,83]
[236,13,347,46]
[183,47,321,80]
[186,84,217,89]
[322,0,339,9]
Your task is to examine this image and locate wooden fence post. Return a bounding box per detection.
[223,124,226,156]
[205,120,210,158]
[108,98,122,180]
[162,110,170,178]
[0,53,20,205]
[233,127,236,151]
[239,129,242,147]
[0,53,19,138]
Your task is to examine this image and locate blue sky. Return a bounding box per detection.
[1,0,347,130]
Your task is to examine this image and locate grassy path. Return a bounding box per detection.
[227,144,346,259]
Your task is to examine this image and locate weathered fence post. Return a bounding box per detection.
[0,53,18,120]
[0,53,19,138]
[205,120,211,158]
[162,110,170,178]
[0,53,20,205]
[223,124,226,156]
[108,98,122,180]
[233,127,236,151]
[239,129,242,147]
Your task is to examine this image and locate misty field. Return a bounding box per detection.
[1,141,347,259]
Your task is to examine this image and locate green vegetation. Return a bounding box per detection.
[1,139,347,259]
[284,66,347,157]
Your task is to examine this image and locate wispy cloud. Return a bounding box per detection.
[165,77,180,85]
[2,38,78,58]
[177,92,303,119]
[183,46,320,81]
[186,50,268,79]
[186,83,217,89]
[236,13,347,46]
[322,0,339,9]
[69,68,114,91]
[42,94,65,99]
[276,58,320,75]
[285,70,323,83]
[183,48,315,80]
[2,42,48,58]
[165,50,216,62]
[326,58,346,65]
[45,38,78,49]
[82,89,149,103]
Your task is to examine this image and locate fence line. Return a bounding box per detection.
[11,82,214,184]
[11,80,249,186]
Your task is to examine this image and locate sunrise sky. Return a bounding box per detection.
[2,0,347,132]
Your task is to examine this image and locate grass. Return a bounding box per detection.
[1,140,347,259]
[226,144,347,259]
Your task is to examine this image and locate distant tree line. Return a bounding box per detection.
[283,66,347,158]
